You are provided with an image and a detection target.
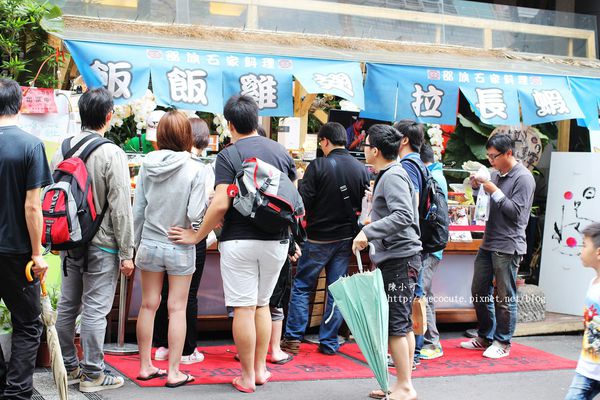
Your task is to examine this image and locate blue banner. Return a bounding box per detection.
[569,77,600,130]
[151,64,223,114]
[222,70,293,116]
[65,41,151,104]
[363,62,587,126]
[293,60,365,109]
[518,75,583,125]
[65,40,364,115]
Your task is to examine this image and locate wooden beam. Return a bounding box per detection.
[483,28,493,50]
[293,81,316,117]
[313,109,328,125]
[557,120,571,152]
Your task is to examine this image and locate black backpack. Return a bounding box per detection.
[402,158,450,253]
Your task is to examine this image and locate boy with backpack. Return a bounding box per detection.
[50,88,134,393]
[394,120,449,367]
[565,222,600,400]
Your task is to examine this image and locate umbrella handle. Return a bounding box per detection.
[355,243,375,274]
[25,261,47,296]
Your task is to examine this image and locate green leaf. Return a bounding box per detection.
[465,132,489,161]
[457,113,494,137]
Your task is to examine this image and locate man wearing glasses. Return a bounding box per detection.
[461,133,535,359]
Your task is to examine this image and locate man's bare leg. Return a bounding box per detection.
[233,306,257,390]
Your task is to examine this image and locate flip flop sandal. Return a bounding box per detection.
[136,368,167,381]
[232,377,255,393]
[256,370,272,386]
[368,389,388,399]
[165,373,194,388]
[270,353,294,365]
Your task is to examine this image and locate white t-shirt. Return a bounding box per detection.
[576,278,600,381]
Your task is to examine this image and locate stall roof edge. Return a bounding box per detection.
[58,16,600,79]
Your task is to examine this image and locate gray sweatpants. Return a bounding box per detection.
[56,245,120,378]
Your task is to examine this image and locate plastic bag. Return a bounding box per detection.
[358,192,372,226]
[473,166,491,222]
[474,189,490,222]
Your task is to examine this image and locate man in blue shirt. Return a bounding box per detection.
[419,144,448,360]
[394,120,427,368]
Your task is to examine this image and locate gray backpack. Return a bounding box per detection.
[229,146,306,238]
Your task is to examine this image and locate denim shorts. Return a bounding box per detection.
[135,239,196,276]
[378,254,421,337]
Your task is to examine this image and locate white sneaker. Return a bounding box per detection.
[460,337,490,350]
[79,371,124,393]
[67,366,82,385]
[482,341,510,359]
[181,348,205,364]
[155,346,169,361]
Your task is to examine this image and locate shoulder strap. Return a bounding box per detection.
[78,137,112,162]
[62,133,111,161]
[230,144,244,175]
[402,158,430,210]
[328,157,358,228]
[62,134,96,160]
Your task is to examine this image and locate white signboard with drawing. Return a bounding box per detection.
[590,130,600,153]
[539,152,600,315]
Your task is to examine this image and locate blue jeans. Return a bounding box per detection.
[284,240,352,352]
[471,249,521,344]
[565,372,600,399]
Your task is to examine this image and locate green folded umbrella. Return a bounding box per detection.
[328,248,389,395]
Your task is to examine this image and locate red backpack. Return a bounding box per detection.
[41,133,112,251]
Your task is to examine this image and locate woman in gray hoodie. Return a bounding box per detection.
[133,110,209,388]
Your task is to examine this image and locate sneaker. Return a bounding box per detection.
[79,371,124,393]
[460,337,491,350]
[67,366,82,385]
[280,338,301,355]
[318,344,336,355]
[387,353,395,367]
[181,348,205,364]
[420,345,444,360]
[413,357,421,367]
[155,346,169,361]
[482,341,510,359]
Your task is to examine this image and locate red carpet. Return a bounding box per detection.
[338,338,577,378]
[105,343,374,387]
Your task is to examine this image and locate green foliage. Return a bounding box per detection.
[0,301,11,334]
[0,0,63,86]
[444,112,558,178]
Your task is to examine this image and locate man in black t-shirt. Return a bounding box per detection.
[0,78,52,400]
[169,95,299,393]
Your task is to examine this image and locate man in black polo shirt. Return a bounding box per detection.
[169,95,298,393]
[0,78,52,400]
[282,122,369,356]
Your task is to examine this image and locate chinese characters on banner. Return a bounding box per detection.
[363,63,584,126]
[65,40,364,116]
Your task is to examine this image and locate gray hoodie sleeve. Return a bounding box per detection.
[132,166,147,250]
[187,165,209,225]
[362,171,416,241]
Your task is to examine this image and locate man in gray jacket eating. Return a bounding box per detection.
[353,124,422,400]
